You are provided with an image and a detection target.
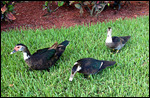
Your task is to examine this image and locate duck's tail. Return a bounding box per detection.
[120,36,131,44]
[99,61,116,71]
[55,40,70,58]
[59,40,70,47]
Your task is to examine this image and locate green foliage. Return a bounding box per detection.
[1,16,149,97]
[42,1,110,17]
[1,1,16,22]
[57,1,65,7]
[43,1,131,17]
[68,1,110,17]
[43,1,65,16]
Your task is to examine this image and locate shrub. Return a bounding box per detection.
[43,1,65,16]
[43,1,131,17]
[43,1,110,17]
[1,1,16,22]
[72,1,109,17]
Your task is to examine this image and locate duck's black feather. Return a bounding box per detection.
[112,36,121,43]
[119,36,131,44]
[32,48,49,55]
[76,58,116,75]
[59,40,70,47]
[98,60,116,71]
[25,40,69,70]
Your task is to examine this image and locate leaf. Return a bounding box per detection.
[6,12,16,20]
[75,3,81,9]
[8,4,14,12]
[2,1,6,4]
[58,1,64,7]
[45,1,49,6]
[69,1,74,5]
[1,4,7,14]
[96,1,100,4]
[83,1,90,5]
[91,1,96,5]
[79,7,84,16]
[97,5,102,9]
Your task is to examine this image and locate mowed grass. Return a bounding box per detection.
[1,16,149,97]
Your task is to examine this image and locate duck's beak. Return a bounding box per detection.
[10,49,17,54]
[69,73,75,81]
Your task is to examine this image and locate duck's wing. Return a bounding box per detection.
[77,58,102,75]
[32,48,49,55]
[32,48,56,60]
[119,36,131,44]
[32,42,58,56]
[33,40,69,63]
[112,36,121,43]
[107,36,121,49]
[26,49,56,70]
[98,60,116,72]
[54,40,70,57]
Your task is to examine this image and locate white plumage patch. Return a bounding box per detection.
[74,62,78,65]
[23,52,30,60]
[106,29,112,43]
[69,65,82,81]
[76,66,82,71]
[106,37,112,43]
[99,62,103,69]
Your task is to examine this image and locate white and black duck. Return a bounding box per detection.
[69,58,116,81]
[105,27,131,53]
[10,40,70,71]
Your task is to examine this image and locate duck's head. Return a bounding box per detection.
[107,27,112,36]
[10,44,27,54]
[69,62,82,81]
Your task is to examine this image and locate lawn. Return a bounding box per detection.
[1,16,149,97]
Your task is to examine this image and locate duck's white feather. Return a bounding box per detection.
[23,52,30,60]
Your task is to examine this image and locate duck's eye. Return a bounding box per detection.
[17,47,20,48]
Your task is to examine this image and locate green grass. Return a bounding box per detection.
[1,16,149,97]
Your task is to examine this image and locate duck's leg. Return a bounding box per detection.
[110,49,115,54]
[116,50,120,53]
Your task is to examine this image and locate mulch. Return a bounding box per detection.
[1,1,149,32]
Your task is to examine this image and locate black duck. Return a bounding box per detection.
[69,58,116,81]
[10,40,70,71]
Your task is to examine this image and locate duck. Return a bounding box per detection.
[10,40,70,71]
[69,58,116,81]
[105,27,131,53]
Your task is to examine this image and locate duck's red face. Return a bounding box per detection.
[14,45,22,51]
[10,45,24,54]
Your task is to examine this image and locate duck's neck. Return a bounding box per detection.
[106,32,112,43]
[23,48,31,60]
